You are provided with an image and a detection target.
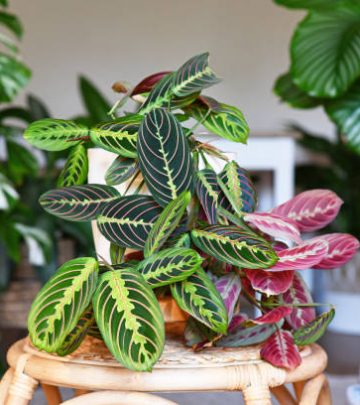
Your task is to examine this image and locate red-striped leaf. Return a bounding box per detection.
[312,233,360,269]
[271,189,343,232]
[260,330,301,370]
[228,312,248,333]
[283,273,316,329]
[131,71,172,96]
[245,269,294,295]
[244,212,302,244]
[253,306,293,325]
[214,273,241,321]
[267,239,329,271]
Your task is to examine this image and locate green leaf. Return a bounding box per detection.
[40,184,120,222]
[185,97,248,143]
[6,139,39,183]
[0,53,31,103]
[293,308,335,346]
[0,11,22,38]
[139,73,174,114]
[27,94,51,120]
[274,0,344,9]
[0,172,18,210]
[195,169,221,224]
[137,108,193,206]
[326,79,360,154]
[24,119,88,151]
[171,267,228,334]
[274,72,322,109]
[92,265,165,371]
[105,156,138,186]
[28,257,99,352]
[137,247,202,288]
[56,306,95,356]
[79,76,111,123]
[191,225,278,269]
[97,195,162,249]
[144,191,190,257]
[172,53,221,97]
[0,32,18,53]
[90,114,141,158]
[291,3,360,98]
[57,144,88,187]
[0,0,8,7]
[109,243,125,265]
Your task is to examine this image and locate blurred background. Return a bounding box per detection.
[1,0,359,403]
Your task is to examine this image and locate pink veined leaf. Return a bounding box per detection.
[266,239,329,271]
[131,71,172,96]
[283,272,316,329]
[215,273,241,321]
[244,212,302,244]
[240,276,256,298]
[228,312,249,333]
[311,233,360,269]
[253,306,293,325]
[271,189,343,232]
[244,269,294,295]
[260,329,301,370]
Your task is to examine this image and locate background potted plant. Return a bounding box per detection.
[23,53,359,372]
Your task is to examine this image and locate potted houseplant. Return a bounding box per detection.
[24,53,359,372]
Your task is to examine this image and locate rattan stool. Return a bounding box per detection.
[0,336,331,405]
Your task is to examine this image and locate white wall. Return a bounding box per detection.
[11,0,334,136]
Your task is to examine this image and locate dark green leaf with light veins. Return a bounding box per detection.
[110,243,125,265]
[139,73,174,114]
[57,144,88,187]
[105,156,138,186]
[195,169,221,224]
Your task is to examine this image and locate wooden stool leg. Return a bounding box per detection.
[42,383,62,405]
[299,374,328,405]
[317,377,332,405]
[0,369,14,403]
[271,385,297,405]
[74,389,91,397]
[242,384,272,405]
[293,380,305,401]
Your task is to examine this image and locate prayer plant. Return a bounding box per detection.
[24,53,359,372]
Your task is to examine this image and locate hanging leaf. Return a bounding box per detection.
[105,156,138,186]
[56,306,96,356]
[185,97,248,143]
[267,239,329,271]
[273,72,322,109]
[214,273,241,321]
[293,308,335,346]
[290,3,360,98]
[253,306,293,325]
[90,114,141,158]
[191,225,278,269]
[40,184,120,222]
[24,118,88,151]
[195,169,221,224]
[79,76,111,123]
[92,265,164,371]
[0,11,22,38]
[137,247,202,288]
[144,191,190,257]
[171,268,228,334]
[97,195,162,249]
[283,273,316,329]
[0,54,31,103]
[137,108,193,206]
[244,269,294,295]
[131,71,172,96]
[312,233,359,269]
[271,189,343,232]
[326,79,360,154]
[260,330,301,370]
[28,257,99,352]
[57,143,88,187]
[219,161,257,214]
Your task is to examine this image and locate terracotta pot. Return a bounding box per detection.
[158,296,188,335]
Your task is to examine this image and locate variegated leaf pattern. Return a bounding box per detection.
[191,225,278,269]
[87,323,103,340]
[109,243,125,265]
[171,267,228,333]
[195,169,221,224]
[105,156,138,186]
[24,119,88,151]
[214,273,241,321]
[90,114,142,158]
[131,71,172,96]
[56,306,95,356]
[57,143,88,187]
[137,108,193,206]
[28,257,99,352]
[260,330,301,370]
[144,191,190,257]
[97,195,162,249]
[244,269,294,295]
[92,266,165,371]
[172,53,221,97]
[219,161,257,214]
[40,184,120,221]
[139,73,174,114]
[184,97,248,143]
[283,272,316,329]
[293,308,335,346]
[137,247,202,288]
[253,306,293,325]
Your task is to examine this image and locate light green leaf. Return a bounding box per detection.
[57,143,88,187]
[0,172,18,210]
[105,156,138,186]
[28,257,99,352]
[92,265,164,371]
